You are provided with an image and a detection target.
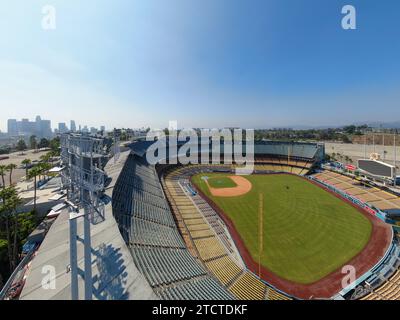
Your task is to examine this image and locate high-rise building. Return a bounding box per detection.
[7,116,53,138]
[70,120,76,132]
[7,119,18,136]
[58,123,68,134]
[100,126,105,132]
[40,120,52,138]
[18,119,36,136]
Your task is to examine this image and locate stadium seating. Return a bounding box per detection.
[229,272,266,300]
[131,245,207,287]
[205,256,243,286]
[265,287,291,300]
[312,170,400,217]
[361,269,400,300]
[157,276,235,300]
[112,154,234,299]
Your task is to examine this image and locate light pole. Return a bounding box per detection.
[62,133,105,300]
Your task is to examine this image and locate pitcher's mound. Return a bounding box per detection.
[205,176,252,197]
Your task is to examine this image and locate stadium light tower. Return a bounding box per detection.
[61,133,106,300]
[113,129,121,164]
[395,134,397,187]
[258,193,263,278]
[364,134,367,159]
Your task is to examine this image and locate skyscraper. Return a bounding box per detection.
[40,120,52,138]
[7,116,53,138]
[35,115,42,137]
[18,119,36,136]
[7,119,18,136]
[70,120,76,132]
[58,122,68,134]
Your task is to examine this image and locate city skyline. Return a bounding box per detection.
[1,1,400,131]
[3,115,106,138]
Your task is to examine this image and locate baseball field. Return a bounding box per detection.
[192,173,373,285]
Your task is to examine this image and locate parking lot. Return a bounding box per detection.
[0,149,52,186]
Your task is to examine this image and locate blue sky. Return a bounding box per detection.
[1,0,400,131]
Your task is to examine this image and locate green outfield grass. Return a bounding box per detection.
[206,176,237,188]
[192,173,372,284]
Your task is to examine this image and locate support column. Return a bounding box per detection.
[69,217,78,300]
[84,209,92,300]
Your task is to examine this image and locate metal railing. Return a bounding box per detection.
[0,249,35,300]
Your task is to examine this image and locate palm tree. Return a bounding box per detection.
[10,190,22,270]
[0,186,21,271]
[0,165,7,189]
[40,153,51,164]
[6,163,17,186]
[0,169,11,271]
[38,162,51,181]
[47,150,58,164]
[21,159,31,178]
[0,188,13,271]
[28,166,42,213]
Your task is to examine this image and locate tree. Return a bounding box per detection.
[8,188,22,270]
[37,162,51,181]
[49,137,60,155]
[47,150,58,164]
[28,167,42,213]
[341,135,351,144]
[29,135,37,150]
[344,125,356,135]
[16,139,27,154]
[0,186,22,271]
[40,153,51,164]
[0,165,7,189]
[21,159,31,178]
[38,138,50,149]
[6,164,17,186]
[0,189,13,271]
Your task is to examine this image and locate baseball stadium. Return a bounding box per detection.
[12,136,400,301]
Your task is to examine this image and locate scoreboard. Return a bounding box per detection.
[357,159,396,179]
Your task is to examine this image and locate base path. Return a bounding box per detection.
[205,176,252,197]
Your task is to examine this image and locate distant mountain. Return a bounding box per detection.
[290,121,400,130]
[353,121,400,129]
[258,121,400,131]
